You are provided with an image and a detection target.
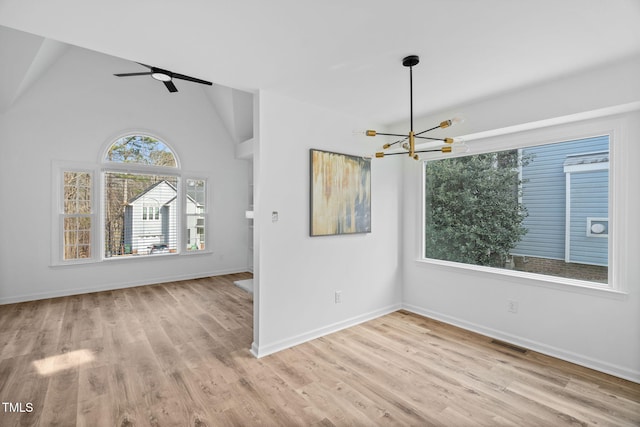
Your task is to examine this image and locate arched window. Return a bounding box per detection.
[55,133,207,264]
[105,135,177,167]
[103,135,180,257]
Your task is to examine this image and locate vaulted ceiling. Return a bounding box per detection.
[1,0,639,124]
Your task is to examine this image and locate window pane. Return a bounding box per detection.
[63,215,92,260]
[62,170,93,261]
[78,216,91,229]
[186,179,206,251]
[186,215,206,251]
[78,230,91,245]
[64,201,77,213]
[65,230,77,246]
[106,135,177,167]
[78,200,91,214]
[64,171,91,214]
[104,172,178,257]
[78,245,91,258]
[424,136,609,284]
[64,245,78,260]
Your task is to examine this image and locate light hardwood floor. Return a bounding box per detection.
[1,273,638,426]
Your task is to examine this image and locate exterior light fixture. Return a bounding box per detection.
[366,55,468,160]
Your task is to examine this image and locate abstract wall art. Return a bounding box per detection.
[310,149,371,236]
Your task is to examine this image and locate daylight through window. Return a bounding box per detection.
[56,133,210,263]
[423,135,609,285]
[104,173,179,257]
[186,179,207,251]
[62,171,93,260]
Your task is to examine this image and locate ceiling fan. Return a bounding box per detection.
[114,63,213,93]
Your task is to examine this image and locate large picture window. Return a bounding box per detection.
[423,135,609,286]
[104,135,180,258]
[54,133,209,264]
[104,172,179,257]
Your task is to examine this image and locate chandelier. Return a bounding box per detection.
[366,55,467,160]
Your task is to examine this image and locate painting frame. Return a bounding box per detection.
[310,149,371,237]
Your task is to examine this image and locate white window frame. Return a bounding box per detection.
[101,165,181,258]
[418,108,634,295]
[182,176,209,253]
[51,133,211,266]
[51,161,100,265]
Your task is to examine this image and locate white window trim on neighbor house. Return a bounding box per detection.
[51,132,211,266]
[416,103,639,296]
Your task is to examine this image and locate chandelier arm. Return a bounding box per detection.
[414,136,450,142]
[378,151,413,157]
[415,125,442,136]
[373,132,410,138]
[414,148,446,154]
[387,136,409,147]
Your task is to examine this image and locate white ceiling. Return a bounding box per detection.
[1,0,639,124]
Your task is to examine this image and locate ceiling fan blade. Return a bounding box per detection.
[164,80,178,93]
[114,72,154,77]
[172,73,213,86]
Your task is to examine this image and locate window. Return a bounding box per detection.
[54,133,209,264]
[104,172,178,257]
[423,135,610,286]
[62,171,93,260]
[106,134,177,167]
[142,205,160,221]
[104,135,180,258]
[186,179,207,251]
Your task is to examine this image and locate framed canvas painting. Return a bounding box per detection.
[310,149,371,236]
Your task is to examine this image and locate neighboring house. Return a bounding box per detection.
[124,180,203,254]
[511,135,609,268]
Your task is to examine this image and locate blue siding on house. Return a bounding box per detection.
[569,170,608,265]
[511,135,609,265]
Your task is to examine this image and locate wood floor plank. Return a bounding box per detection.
[39,365,79,426]
[77,364,116,427]
[1,272,639,426]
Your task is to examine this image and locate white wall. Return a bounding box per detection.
[252,90,403,356]
[0,45,250,303]
[401,55,640,382]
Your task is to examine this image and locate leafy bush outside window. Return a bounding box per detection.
[424,149,528,268]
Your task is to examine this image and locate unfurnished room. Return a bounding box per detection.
[1,1,639,426]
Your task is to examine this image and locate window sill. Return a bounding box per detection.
[414,258,628,299]
[182,249,213,256]
[50,250,213,268]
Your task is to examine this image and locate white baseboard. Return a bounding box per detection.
[250,341,260,358]
[0,267,251,305]
[402,303,640,384]
[251,303,402,358]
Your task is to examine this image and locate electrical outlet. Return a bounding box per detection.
[335,291,342,304]
[508,300,519,313]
